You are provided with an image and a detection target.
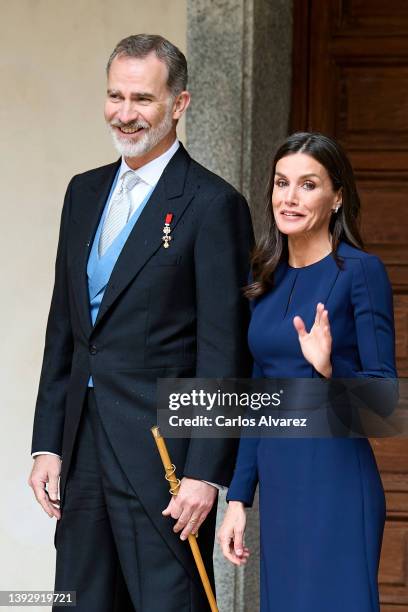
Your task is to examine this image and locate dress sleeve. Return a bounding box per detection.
[331,255,397,379]
[226,360,262,507]
[331,255,398,419]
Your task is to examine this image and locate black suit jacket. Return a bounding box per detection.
[32,144,254,579]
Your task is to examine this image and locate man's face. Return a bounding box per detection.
[104,53,176,159]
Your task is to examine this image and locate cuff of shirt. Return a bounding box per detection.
[202,480,226,491]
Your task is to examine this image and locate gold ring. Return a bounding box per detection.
[189,518,198,525]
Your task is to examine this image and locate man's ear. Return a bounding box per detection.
[172,91,191,120]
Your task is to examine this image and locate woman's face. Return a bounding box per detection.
[272,152,342,238]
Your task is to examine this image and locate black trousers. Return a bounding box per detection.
[53,390,209,612]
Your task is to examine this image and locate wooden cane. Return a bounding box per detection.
[151,426,219,612]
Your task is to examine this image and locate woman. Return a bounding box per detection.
[218,132,397,611]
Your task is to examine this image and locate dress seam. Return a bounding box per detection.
[356,443,379,612]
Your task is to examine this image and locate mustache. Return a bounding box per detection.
[110,119,150,130]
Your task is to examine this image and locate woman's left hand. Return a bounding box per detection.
[293,302,332,378]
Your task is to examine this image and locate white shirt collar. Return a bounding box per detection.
[118,139,180,187]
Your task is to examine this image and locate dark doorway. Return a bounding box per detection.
[291,1,408,609]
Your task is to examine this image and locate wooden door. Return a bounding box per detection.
[291,1,408,609]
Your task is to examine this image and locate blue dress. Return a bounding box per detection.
[227,242,397,612]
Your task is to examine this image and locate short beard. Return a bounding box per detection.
[108,102,175,159]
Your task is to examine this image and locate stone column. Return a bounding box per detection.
[186,1,293,610]
[187,0,293,236]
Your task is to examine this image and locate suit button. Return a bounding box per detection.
[89,344,98,355]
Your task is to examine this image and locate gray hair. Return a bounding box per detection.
[106,34,188,96]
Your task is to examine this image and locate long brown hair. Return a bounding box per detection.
[246,132,364,299]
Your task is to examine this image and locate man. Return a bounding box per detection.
[29,34,253,611]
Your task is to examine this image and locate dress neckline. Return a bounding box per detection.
[287,251,333,270]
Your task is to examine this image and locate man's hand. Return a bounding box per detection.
[162,477,218,540]
[28,455,61,519]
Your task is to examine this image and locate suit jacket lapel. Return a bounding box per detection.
[93,145,195,329]
[70,160,121,337]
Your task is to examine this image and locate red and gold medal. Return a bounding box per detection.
[162,213,173,249]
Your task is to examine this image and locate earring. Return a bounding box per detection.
[333,205,340,213]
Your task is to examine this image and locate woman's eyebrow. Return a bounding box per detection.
[275,172,321,179]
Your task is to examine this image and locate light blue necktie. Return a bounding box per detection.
[99,170,140,257]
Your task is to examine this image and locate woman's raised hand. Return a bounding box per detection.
[293,302,332,378]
